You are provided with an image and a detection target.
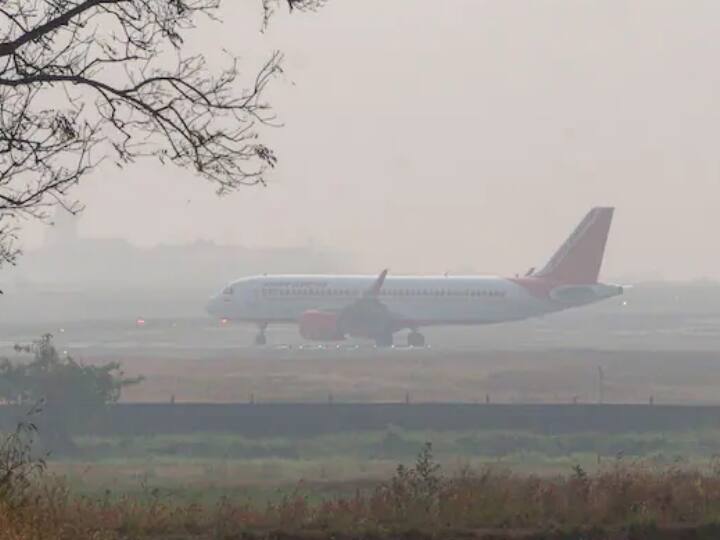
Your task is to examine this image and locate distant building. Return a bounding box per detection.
[2,213,353,292]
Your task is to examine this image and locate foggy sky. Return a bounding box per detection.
[20,1,720,281]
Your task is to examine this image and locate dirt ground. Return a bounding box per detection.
[115,346,720,405]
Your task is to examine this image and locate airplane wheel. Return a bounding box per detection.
[408,332,426,348]
[375,333,394,348]
[254,333,267,346]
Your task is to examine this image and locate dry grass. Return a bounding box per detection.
[116,347,720,405]
[2,446,720,539]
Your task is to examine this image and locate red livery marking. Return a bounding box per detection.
[509,277,556,299]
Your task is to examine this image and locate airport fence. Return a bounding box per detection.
[0,402,717,437]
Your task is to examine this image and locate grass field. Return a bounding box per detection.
[9,444,720,539]
[34,427,720,503]
[73,428,720,461]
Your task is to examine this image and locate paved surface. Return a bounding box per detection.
[1,283,720,404]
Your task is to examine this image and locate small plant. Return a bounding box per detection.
[0,402,47,510]
[377,442,445,528]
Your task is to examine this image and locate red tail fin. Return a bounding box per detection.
[535,207,614,285]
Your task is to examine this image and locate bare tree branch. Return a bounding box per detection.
[0,0,326,266]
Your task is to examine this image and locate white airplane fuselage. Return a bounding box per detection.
[207,274,622,327]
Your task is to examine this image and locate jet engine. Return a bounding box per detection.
[298,310,346,341]
[297,270,397,344]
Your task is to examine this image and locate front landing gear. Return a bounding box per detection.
[407,331,426,348]
[254,324,268,346]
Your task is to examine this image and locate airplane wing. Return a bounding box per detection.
[365,268,388,298]
[299,269,400,342]
[337,269,397,339]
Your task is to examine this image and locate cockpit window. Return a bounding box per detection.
[222,286,234,295]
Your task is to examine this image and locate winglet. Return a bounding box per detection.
[365,269,388,297]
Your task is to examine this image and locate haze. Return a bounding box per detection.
[6,2,720,510]
[17,0,720,281]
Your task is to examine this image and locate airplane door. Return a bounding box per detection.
[245,287,261,310]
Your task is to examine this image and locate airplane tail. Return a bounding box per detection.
[534,207,614,285]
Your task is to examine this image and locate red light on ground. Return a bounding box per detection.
[136,318,146,327]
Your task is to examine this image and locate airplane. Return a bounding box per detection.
[206,207,623,347]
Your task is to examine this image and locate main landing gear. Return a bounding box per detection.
[407,331,426,348]
[375,332,394,348]
[374,331,427,348]
[254,324,268,346]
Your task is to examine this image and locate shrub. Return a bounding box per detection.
[0,335,142,453]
